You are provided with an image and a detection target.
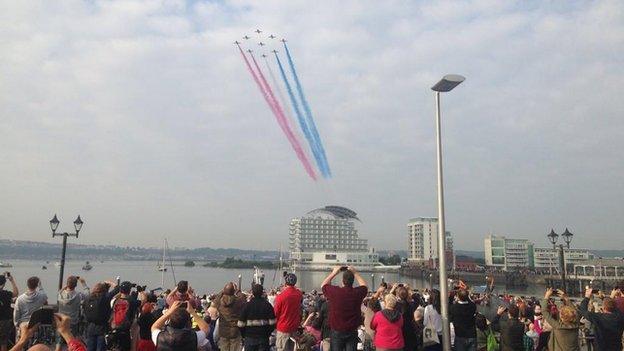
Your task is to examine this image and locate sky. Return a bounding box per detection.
[1,0,623,251]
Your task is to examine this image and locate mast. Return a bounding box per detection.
[161,238,166,286]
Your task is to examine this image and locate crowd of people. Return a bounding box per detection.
[1,267,624,351]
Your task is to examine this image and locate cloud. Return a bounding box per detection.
[0,0,623,250]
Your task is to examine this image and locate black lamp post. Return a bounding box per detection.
[547,229,559,249]
[50,214,83,290]
[546,228,573,294]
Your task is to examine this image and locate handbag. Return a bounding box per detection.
[486,327,499,351]
[422,306,440,347]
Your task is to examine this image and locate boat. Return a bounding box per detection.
[184,260,195,267]
[0,262,13,268]
[81,261,93,271]
[54,262,61,267]
[42,265,47,270]
[157,240,168,272]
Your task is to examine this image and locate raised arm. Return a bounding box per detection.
[577,288,598,323]
[349,266,367,288]
[7,273,18,300]
[322,266,342,288]
[152,300,182,332]
[188,304,210,335]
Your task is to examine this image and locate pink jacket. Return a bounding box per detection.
[370,310,404,349]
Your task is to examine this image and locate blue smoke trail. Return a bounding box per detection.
[282,42,331,177]
[274,52,326,177]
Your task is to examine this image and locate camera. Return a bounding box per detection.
[179,302,188,309]
[136,285,147,293]
[339,266,348,271]
[397,283,404,288]
[4,272,10,278]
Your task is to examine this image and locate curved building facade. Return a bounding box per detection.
[289,206,379,271]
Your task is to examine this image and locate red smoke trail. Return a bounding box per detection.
[236,45,317,180]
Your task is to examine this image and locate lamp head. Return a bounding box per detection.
[562,228,573,245]
[73,215,83,235]
[50,214,60,234]
[547,229,559,245]
[431,74,465,92]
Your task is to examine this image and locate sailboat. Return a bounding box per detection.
[157,241,168,272]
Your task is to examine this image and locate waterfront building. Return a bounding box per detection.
[407,217,453,268]
[484,235,534,270]
[533,247,594,271]
[289,206,380,270]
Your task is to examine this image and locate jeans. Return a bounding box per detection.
[454,337,477,351]
[86,335,106,351]
[244,336,270,351]
[329,330,358,351]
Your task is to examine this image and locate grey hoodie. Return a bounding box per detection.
[13,288,48,326]
[58,288,89,323]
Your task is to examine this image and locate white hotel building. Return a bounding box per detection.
[407,217,453,263]
[289,206,380,270]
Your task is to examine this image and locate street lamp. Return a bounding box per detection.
[50,214,83,291]
[547,229,559,248]
[431,74,465,351]
[562,228,573,249]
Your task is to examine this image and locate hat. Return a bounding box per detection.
[285,273,297,286]
[120,281,133,293]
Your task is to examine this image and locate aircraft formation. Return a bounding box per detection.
[233,29,331,180]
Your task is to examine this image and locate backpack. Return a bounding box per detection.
[83,295,105,324]
[110,297,132,330]
[0,291,12,319]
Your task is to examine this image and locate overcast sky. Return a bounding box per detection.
[1,1,623,251]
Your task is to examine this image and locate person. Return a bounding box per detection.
[474,314,489,351]
[83,281,119,351]
[211,282,245,351]
[165,281,200,310]
[10,313,88,351]
[370,294,403,351]
[423,289,442,351]
[449,289,477,351]
[578,287,624,351]
[539,288,579,351]
[491,305,524,351]
[108,281,141,351]
[237,284,276,351]
[321,266,368,351]
[273,273,302,351]
[395,286,417,351]
[13,276,47,342]
[151,300,210,351]
[317,297,331,351]
[56,276,89,351]
[0,273,18,351]
[137,296,158,351]
[413,308,424,351]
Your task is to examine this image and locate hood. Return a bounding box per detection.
[381,309,401,323]
[23,289,45,303]
[220,294,237,308]
[58,289,80,302]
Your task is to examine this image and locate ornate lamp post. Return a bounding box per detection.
[562,228,573,249]
[50,214,83,290]
[547,229,559,276]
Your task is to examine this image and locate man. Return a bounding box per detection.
[108,281,141,351]
[321,266,368,351]
[237,284,276,351]
[151,300,210,351]
[56,276,89,351]
[165,281,200,309]
[211,282,245,351]
[449,289,477,351]
[578,287,624,351]
[13,277,47,336]
[0,273,18,351]
[491,304,524,351]
[273,273,302,351]
[83,281,119,351]
[11,313,88,351]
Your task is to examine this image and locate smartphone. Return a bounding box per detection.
[179,302,188,309]
[397,283,404,288]
[28,307,54,329]
[339,266,348,271]
[4,272,10,277]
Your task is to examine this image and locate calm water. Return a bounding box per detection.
[3,259,545,302]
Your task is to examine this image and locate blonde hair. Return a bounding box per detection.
[384,294,397,310]
[559,305,577,325]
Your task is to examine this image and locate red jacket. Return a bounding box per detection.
[370,310,404,349]
[274,286,303,333]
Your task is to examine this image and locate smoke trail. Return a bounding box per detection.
[263,57,302,146]
[236,45,317,180]
[282,42,331,177]
[274,52,326,177]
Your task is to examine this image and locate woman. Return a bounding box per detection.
[541,288,580,351]
[370,294,404,351]
[137,300,157,351]
[83,281,119,351]
[423,289,443,351]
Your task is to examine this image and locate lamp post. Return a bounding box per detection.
[50,214,83,291]
[562,228,573,249]
[547,229,559,276]
[431,74,465,351]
